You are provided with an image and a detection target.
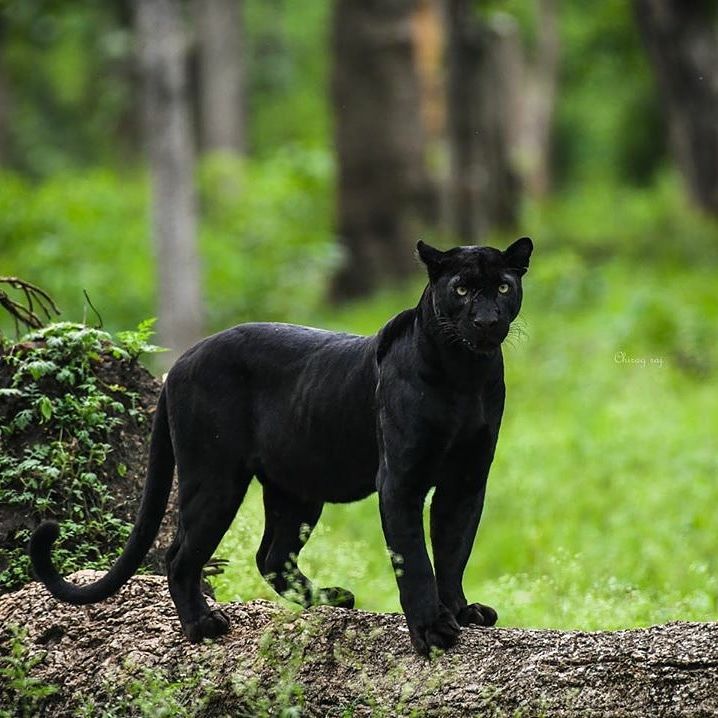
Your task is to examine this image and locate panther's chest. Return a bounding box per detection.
[443,400,487,450]
[428,382,487,425]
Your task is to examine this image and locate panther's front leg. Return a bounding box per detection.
[430,428,499,628]
[430,482,498,627]
[377,462,461,656]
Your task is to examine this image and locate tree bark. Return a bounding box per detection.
[110,0,144,163]
[193,0,246,155]
[411,0,445,146]
[634,0,718,215]
[0,15,9,165]
[446,1,522,245]
[0,64,8,168]
[135,0,203,367]
[331,0,431,300]
[3,572,718,717]
[519,0,559,197]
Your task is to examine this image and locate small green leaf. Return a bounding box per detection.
[117,463,127,477]
[26,360,58,380]
[38,397,53,422]
[0,388,22,398]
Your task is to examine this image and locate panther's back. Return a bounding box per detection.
[166,322,381,503]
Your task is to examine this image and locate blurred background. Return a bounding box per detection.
[0,0,717,628]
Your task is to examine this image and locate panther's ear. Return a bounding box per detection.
[416,240,445,279]
[503,237,533,276]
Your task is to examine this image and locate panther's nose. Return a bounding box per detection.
[473,317,498,331]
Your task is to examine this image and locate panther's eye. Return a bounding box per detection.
[455,286,468,297]
[498,283,510,295]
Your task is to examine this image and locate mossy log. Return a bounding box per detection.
[1,571,718,716]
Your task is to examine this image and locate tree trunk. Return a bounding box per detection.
[3,572,718,716]
[331,0,431,300]
[111,0,144,163]
[520,0,559,197]
[193,0,246,155]
[0,15,9,165]
[634,0,718,215]
[446,1,522,245]
[135,0,203,366]
[0,66,8,168]
[411,0,445,146]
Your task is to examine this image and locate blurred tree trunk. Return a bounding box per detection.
[135,0,203,367]
[520,0,559,197]
[412,0,445,147]
[193,0,246,154]
[412,0,448,229]
[331,0,431,300]
[0,16,8,165]
[112,0,143,162]
[634,0,718,215]
[0,70,7,165]
[446,1,521,245]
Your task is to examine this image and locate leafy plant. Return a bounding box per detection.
[76,665,220,718]
[0,320,162,593]
[0,625,59,718]
[198,148,340,331]
[115,318,167,360]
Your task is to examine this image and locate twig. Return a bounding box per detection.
[83,289,104,329]
[0,277,61,335]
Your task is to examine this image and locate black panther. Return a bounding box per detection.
[30,237,532,656]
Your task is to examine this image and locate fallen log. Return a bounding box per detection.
[1,571,717,716]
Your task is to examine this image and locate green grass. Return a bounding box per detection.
[212,249,718,630]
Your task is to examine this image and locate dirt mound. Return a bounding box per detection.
[0,324,177,594]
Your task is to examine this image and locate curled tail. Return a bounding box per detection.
[29,387,175,604]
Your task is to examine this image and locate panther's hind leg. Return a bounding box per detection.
[167,464,251,643]
[256,482,355,609]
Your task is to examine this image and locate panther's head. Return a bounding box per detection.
[417,237,533,354]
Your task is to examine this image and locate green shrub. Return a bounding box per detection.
[520,172,718,265]
[0,626,59,718]
[198,147,340,330]
[0,168,153,335]
[0,146,339,338]
[0,321,162,593]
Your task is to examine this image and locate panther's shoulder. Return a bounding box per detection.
[376,309,416,364]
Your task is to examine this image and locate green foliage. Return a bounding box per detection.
[245,0,331,153]
[521,172,718,266]
[0,625,59,718]
[198,148,340,329]
[232,673,306,718]
[0,0,330,171]
[0,168,153,335]
[76,666,219,718]
[115,318,167,359]
[0,321,158,592]
[0,146,338,337]
[554,0,666,186]
[1,1,135,175]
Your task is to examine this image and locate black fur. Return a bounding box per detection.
[30,237,532,655]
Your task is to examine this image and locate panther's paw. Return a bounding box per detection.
[316,586,355,609]
[184,608,231,643]
[457,602,498,627]
[409,605,461,657]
